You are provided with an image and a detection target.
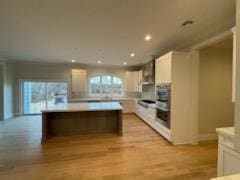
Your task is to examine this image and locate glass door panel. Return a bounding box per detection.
[23,81,68,114]
[47,82,67,108]
[23,81,46,114]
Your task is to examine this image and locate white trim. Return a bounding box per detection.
[189,50,199,144]
[198,133,218,141]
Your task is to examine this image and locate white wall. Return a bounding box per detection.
[198,46,234,138]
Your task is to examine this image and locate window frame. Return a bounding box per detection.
[89,75,124,97]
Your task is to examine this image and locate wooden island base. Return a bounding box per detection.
[41,103,123,143]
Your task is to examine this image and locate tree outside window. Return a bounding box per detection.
[89,75,123,97]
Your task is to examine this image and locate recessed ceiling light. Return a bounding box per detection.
[71,59,75,63]
[130,53,135,57]
[145,35,152,41]
[123,62,127,65]
[97,60,102,64]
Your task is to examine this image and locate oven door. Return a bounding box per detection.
[156,107,170,129]
[156,91,169,101]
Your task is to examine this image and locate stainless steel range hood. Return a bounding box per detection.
[140,60,155,85]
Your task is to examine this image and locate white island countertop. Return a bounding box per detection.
[41,102,123,113]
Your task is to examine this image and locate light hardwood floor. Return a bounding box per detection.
[0,114,217,180]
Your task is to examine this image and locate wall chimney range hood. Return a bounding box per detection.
[140,60,155,85]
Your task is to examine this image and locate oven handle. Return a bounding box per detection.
[156,106,170,112]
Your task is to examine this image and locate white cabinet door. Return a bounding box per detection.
[138,70,143,92]
[71,69,87,92]
[125,70,142,92]
[133,71,139,92]
[155,53,172,84]
[155,60,161,84]
[125,71,134,92]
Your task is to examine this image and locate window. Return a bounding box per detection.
[23,81,67,114]
[89,75,123,97]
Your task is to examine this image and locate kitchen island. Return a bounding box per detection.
[41,102,123,143]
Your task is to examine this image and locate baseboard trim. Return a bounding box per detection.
[198,133,218,141]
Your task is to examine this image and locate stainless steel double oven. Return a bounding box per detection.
[155,83,171,129]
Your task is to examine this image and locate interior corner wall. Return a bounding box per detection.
[198,46,234,138]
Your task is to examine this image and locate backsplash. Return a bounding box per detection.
[71,91,141,99]
[141,84,156,100]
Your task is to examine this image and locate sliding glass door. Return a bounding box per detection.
[23,81,67,114]
[46,82,67,108]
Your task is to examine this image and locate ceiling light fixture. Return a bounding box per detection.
[130,53,135,57]
[71,59,76,63]
[97,60,102,64]
[145,35,152,41]
[123,62,127,65]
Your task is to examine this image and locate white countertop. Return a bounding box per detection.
[41,102,123,112]
[148,103,156,109]
[211,174,240,180]
[216,127,235,138]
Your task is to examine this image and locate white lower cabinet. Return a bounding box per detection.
[217,128,240,177]
[218,146,240,176]
[135,102,172,142]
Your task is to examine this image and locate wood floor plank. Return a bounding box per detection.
[0,114,217,179]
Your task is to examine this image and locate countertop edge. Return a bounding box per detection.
[216,127,235,138]
[41,102,123,113]
[42,108,123,113]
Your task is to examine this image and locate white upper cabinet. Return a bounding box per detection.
[155,53,172,84]
[232,27,237,102]
[71,69,87,92]
[125,71,134,92]
[138,70,143,92]
[125,70,142,92]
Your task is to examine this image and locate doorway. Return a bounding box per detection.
[198,37,234,140]
[23,81,68,114]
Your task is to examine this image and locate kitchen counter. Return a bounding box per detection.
[69,97,137,102]
[41,102,123,143]
[216,126,240,176]
[41,102,123,112]
[211,174,240,180]
[216,127,235,139]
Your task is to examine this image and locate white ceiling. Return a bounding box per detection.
[0,0,236,66]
